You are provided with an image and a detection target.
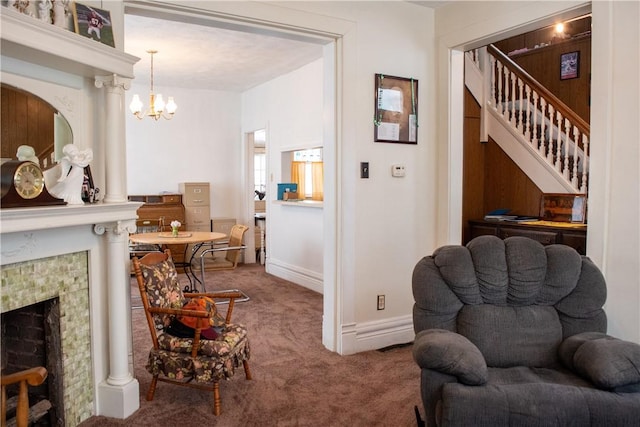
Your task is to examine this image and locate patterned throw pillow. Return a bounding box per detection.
[138,259,185,329]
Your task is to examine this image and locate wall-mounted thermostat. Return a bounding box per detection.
[391,164,406,177]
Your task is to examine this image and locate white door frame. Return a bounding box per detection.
[124,1,350,353]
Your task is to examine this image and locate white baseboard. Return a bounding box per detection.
[266,258,323,294]
[340,315,415,355]
[266,259,414,355]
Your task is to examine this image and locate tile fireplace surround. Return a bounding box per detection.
[1,8,142,424]
[2,252,92,424]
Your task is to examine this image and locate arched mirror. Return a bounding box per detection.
[1,83,73,169]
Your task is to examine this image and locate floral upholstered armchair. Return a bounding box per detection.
[132,249,252,416]
[412,235,640,427]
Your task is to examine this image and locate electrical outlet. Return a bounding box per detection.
[377,295,385,310]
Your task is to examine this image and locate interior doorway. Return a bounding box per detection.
[247,129,267,265]
[123,2,340,352]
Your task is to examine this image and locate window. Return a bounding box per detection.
[254,129,266,198]
[291,148,323,200]
[254,149,266,194]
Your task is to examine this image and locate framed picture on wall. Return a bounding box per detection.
[72,2,115,48]
[560,51,580,80]
[374,74,418,144]
[540,193,586,223]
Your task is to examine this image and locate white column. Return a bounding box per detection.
[95,74,131,203]
[94,220,139,419]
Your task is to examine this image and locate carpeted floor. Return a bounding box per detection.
[79,264,421,426]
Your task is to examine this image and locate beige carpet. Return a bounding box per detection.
[79,264,421,426]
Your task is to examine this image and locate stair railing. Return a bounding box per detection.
[480,44,590,194]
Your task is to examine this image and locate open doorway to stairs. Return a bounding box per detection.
[461,13,592,244]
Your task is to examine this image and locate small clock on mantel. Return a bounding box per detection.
[1,160,66,208]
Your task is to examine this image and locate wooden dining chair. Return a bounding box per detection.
[128,218,163,258]
[198,224,249,273]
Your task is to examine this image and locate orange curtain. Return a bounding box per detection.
[311,162,323,201]
[291,161,306,197]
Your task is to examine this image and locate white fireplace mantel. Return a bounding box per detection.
[0,202,143,422]
[1,5,143,422]
[0,203,142,236]
[1,8,138,80]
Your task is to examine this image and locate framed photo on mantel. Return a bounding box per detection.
[72,2,115,48]
[374,74,418,144]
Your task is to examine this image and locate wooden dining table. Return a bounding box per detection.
[129,231,226,292]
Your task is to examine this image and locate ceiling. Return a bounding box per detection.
[124,13,325,92]
[124,2,450,93]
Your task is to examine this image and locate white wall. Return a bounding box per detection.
[126,84,242,219]
[268,2,436,353]
[588,0,640,342]
[125,1,436,354]
[242,59,325,292]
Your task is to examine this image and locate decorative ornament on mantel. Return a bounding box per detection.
[129,50,177,121]
[48,144,93,205]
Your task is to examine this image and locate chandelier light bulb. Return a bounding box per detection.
[129,94,143,114]
[166,97,177,114]
[155,94,165,112]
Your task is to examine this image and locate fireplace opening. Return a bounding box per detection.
[1,298,65,426]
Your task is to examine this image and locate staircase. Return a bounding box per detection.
[465,46,589,195]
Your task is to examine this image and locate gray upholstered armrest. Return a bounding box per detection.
[413,329,487,385]
[559,332,640,391]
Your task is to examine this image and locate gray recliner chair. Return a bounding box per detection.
[412,235,640,427]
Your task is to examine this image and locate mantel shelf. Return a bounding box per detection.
[0,202,142,234]
[0,7,139,79]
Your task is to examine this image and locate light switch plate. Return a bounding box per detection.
[361,162,369,179]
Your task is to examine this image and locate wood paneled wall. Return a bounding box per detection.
[462,89,484,243]
[462,88,543,244]
[494,17,591,55]
[505,37,591,123]
[482,138,543,218]
[1,85,55,161]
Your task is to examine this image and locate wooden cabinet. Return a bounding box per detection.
[468,220,587,255]
[129,193,186,263]
[179,182,211,232]
[129,194,185,221]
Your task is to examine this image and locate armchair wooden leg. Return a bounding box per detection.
[213,382,221,416]
[2,387,6,427]
[147,375,159,401]
[243,360,252,380]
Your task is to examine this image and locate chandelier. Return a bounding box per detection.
[129,50,177,121]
